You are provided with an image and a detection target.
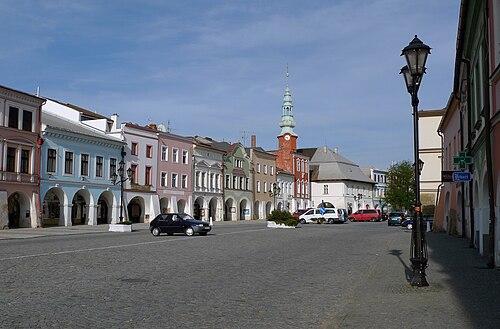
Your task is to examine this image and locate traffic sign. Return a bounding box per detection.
[452,171,472,182]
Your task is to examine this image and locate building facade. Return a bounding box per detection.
[191,136,224,222]
[361,167,389,213]
[0,85,45,229]
[40,100,124,227]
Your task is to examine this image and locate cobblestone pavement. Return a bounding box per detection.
[0,221,499,328]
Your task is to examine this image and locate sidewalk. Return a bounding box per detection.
[336,230,500,329]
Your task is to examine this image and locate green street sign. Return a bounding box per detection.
[453,151,472,170]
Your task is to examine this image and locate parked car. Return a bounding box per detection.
[150,213,211,236]
[299,208,343,224]
[401,216,434,231]
[293,208,311,217]
[387,212,404,226]
[337,208,349,223]
[348,209,380,222]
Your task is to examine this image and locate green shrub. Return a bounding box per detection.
[267,210,299,227]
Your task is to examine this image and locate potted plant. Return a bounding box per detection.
[109,220,133,232]
[267,210,300,228]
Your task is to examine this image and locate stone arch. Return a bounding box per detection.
[128,196,144,223]
[253,201,260,220]
[177,199,187,213]
[159,197,169,213]
[239,198,250,220]
[265,201,273,218]
[225,198,235,221]
[7,192,30,228]
[42,187,66,227]
[97,191,114,224]
[193,196,204,220]
[208,197,218,222]
[71,189,92,225]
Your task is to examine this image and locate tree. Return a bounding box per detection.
[385,160,415,211]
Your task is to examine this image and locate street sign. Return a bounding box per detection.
[319,207,326,215]
[452,171,472,182]
[453,151,472,170]
[442,171,454,182]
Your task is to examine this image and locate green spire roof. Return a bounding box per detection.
[279,66,297,136]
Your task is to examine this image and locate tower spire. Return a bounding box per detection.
[279,65,296,136]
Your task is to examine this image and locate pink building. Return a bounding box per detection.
[0,85,45,229]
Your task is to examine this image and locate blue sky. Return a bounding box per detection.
[1,0,460,169]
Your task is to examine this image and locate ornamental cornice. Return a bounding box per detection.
[43,129,124,149]
[0,88,45,107]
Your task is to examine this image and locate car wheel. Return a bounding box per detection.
[371,217,376,222]
[185,227,195,236]
[300,219,306,224]
[151,227,161,236]
[199,232,207,236]
[407,223,413,230]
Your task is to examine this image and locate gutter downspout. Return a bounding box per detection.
[436,128,444,231]
[483,0,496,269]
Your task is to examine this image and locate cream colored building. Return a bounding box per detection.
[418,109,444,216]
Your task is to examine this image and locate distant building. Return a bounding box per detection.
[300,146,375,214]
[361,167,388,213]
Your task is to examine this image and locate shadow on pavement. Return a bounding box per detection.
[388,249,413,283]
[426,232,500,328]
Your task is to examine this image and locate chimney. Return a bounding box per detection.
[111,114,119,132]
[149,123,157,130]
[334,147,339,154]
[251,135,256,148]
[323,145,327,153]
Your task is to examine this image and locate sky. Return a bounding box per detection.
[1,0,460,170]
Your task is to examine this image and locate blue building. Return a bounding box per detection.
[40,99,125,226]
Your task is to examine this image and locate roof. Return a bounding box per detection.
[46,97,109,120]
[42,111,123,144]
[308,147,375,184]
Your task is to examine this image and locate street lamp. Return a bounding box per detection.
[269,182,281,210]
[111,149,133,223]
[401,35,431,287]
[353,193,363,209]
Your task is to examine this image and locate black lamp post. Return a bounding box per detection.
[401,35,431,287]
[111,150,133,223]
[269,182,281,210]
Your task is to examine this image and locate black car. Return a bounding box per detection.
[401,216,434,231]
[150,213,211,236]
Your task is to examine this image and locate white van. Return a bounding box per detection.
[299,208,342,224]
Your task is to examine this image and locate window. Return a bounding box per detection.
[263,164,267,174]
[161,146,168,161]
[131,142,138,156]
[232,176,237,189]
[296,159,300,171]
[8,107,19,129]
[201,172,206,188]
[172,148,179,163]
[239,177,244,190]
[257,163,261,173]
[257,181,261,193]
[6,147,16,172]
[225,175,230,188]
[182,150,188,164]
[47,149,56,173]
[264,181,268,194]
[182,174,188,188]
[145,166,152,185]
[131,164,137,183]
[301,160,305,173]
[323,185,329,195]
[171,173,178,187]
[234,159,243,168]
[64,151,73,175]
[110,158,117,178]
[160,172,168,187]
[21,149,29,174]
[146,145,153,158]
[22,110,33,132]
[81,154,89,176]
[246,178,249,190]
[95,156,103,177]
[270,166,274,176]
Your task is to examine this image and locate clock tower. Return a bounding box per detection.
[276,68,298,173]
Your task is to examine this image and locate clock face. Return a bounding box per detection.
[284,135,290,141]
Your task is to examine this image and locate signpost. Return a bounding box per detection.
[442,170,472,182]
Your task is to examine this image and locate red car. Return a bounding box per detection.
[348,209,381,222]
[292,208,311,217]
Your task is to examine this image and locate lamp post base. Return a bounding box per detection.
[410,258,429,287]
